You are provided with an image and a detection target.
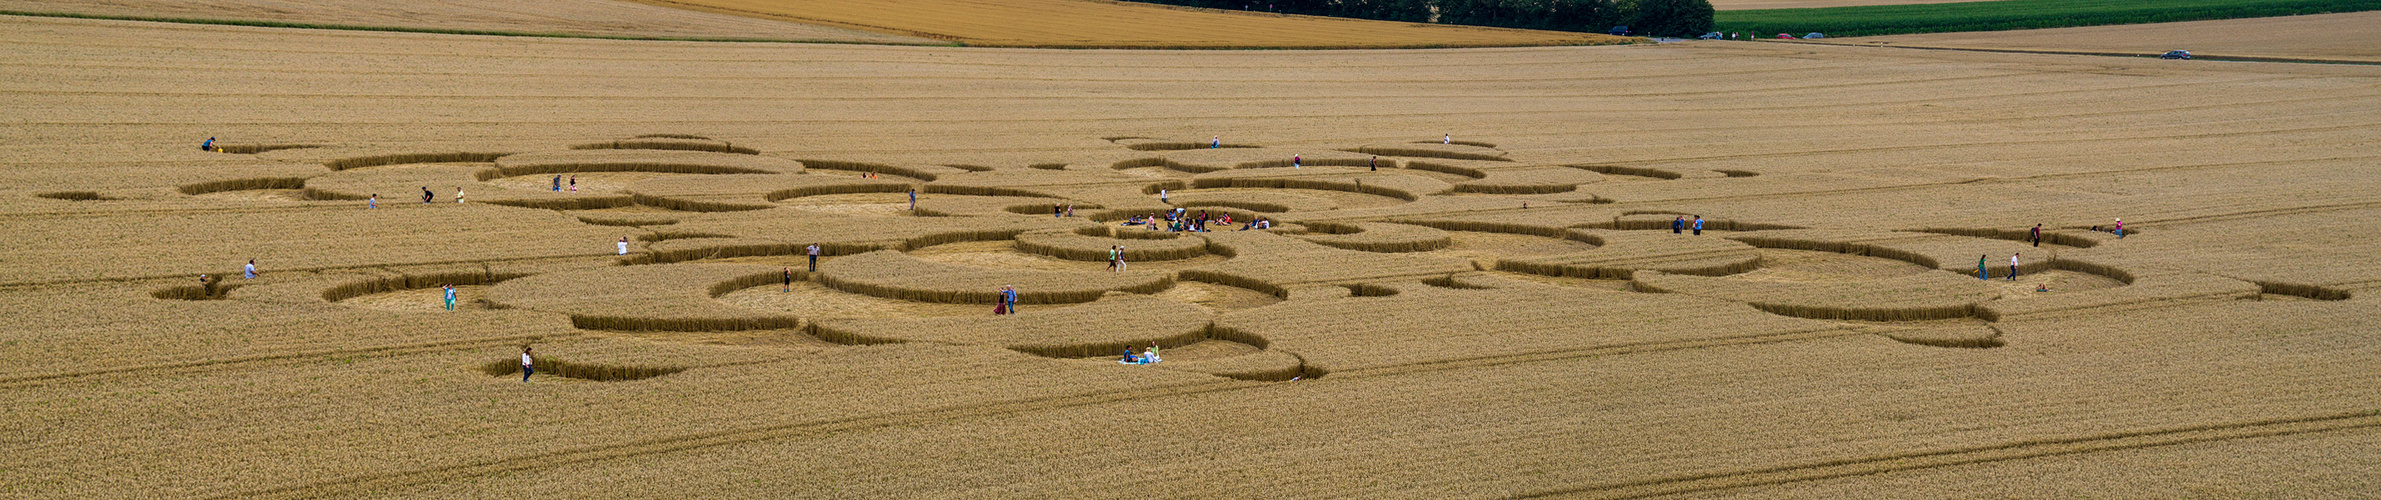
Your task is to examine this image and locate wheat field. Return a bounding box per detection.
[4,11,2380,499]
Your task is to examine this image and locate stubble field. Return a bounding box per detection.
[3,12,2379,499]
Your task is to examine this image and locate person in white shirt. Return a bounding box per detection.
[455,187,464,203]
[520,346,535,382]
[1444,133,1452,144]
[617,237,629,255]
[2009,254,2021,281]
[807,244,821,272]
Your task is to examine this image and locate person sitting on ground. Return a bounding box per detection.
[1142,345,1161,364]
[2036,283,2051,292]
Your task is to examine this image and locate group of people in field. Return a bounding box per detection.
[1121,208,1268,232]
[1119,344,1162,365]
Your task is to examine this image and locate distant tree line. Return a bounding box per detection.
[1123,0,1714,37]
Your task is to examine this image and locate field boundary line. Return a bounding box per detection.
[1774,39,2381,67]
[0,11,946,46]
[1514,408,2381,499]
[0,333,583,387]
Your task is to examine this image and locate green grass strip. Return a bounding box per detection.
[0,10,958,45]
[1715,0,2381,38]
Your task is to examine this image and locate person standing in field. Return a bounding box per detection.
[807,243,821,272]
[1108,245,1120,272]
[1444,134,1452,144]
[552,175,561,192]
[368,194,377,209]
[2114,219,2124,238]
[1692,216,1704,236]
[2009,254,2021,281]
[1054,204,1063,218]
[568,176,577,193]
[908,188,917,211]
[994,285,1011,315]
[2031,224,2042,247]
[422,186,433,204]
[443,283,457,311]
[782,267,793,292]
[1065,204,1075,218]
[617,237,629,255]
[1116,246,1126,272]
[1978,255,1988,280]
[1159,189,1168,204]
[455,187,464,204]
[520,346,535,382]
[1292,154,1301,168]
[1672,216,1684,234]
[1369,156,1379,171]
[244,259,257,279]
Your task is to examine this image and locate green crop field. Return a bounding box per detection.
[1715,0,2381,37]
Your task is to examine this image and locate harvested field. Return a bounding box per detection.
[7,13,2381,500]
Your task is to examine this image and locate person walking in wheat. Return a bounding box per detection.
[520,346,535,382]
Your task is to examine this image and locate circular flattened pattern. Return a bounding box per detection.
[818,250,1172,305]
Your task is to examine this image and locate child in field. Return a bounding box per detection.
[783,267,793,292]
[569,176,577,193]
[455,187,464,203]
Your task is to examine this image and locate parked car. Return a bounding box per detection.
[1610,26,1629,36]
[1803,32,1826,39]
[2160,50,2192,59]
[1699,32,1723,40]
[1776,33,1795,39]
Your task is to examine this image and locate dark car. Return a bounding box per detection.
[1610,26,1629,36]
[2160,50,2192,59]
